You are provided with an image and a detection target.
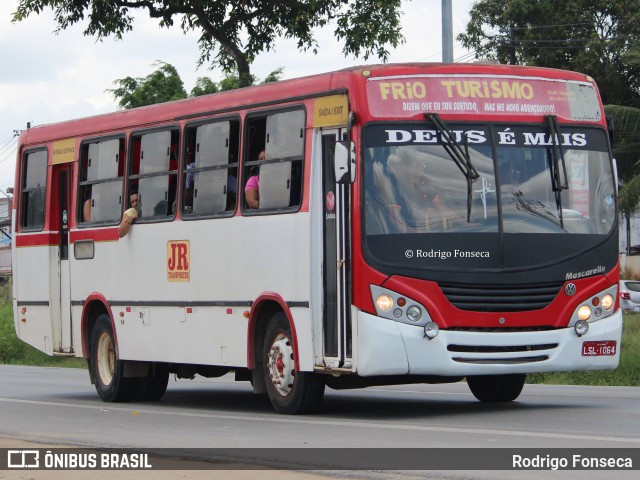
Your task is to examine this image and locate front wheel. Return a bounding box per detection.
[467,374,526,403]
[262,312,325,414]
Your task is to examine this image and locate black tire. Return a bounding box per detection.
[262,312,325,414]
[140,363,170,401]
[90,314,138,402]
[467,374,526,403]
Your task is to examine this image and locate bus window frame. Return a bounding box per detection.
[77,134,126,228]
[241,106,306,216]
[181,115,241,221]
[127,124,181,224]
[19,146,48,232]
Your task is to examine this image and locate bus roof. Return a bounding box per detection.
[18,62,598,147]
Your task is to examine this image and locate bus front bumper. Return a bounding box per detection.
[355,309,623,377]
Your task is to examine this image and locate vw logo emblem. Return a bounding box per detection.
[565,283,577,296]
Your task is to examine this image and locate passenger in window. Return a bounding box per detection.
[83,196,92,223]
[245,150,265,209]
[184,162,196,213]
[118,188,139,238]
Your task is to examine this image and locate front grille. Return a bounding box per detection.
[440,282,564,312]
[452,355,549,364]
[447,343,558,353]
[447,326,555,333]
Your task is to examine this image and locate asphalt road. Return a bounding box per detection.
[0,364,638,479]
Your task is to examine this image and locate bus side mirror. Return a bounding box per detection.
[335,141,356,184]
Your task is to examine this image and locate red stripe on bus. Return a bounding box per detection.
[70,228,119,243]
[15,233,59,247]
[15,228,119,247]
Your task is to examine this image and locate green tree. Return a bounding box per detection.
[109,61,187,109]
[13,0,405,88]
[605,48,640,218]
[261,67,284,84]
[189,77,219,97]
[458,0,640,107]
[603,48,640,251]
[213,67,284,93]
[605,104,640,252]
[111,63,284,107]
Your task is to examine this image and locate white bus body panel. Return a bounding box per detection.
[13,242,57,354]
[69,213,314,369]
[356,309,623,376]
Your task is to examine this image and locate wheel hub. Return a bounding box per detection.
[96,332,115,386]
[267,333,295,396]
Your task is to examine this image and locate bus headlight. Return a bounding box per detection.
[574,320,589,337]
[424,322,440,339]
[370,285,433,327]
[406,306,422,322]
[567,284,618,327]
[376,294,394,311]
[577,305,592,321]
[601,294,614,311]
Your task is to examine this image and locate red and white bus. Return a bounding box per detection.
[12,63,620,414]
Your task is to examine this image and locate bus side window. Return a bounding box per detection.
[78,138,124,225]
[243,109,305,212]
[130,129,179,219]
[20,149,47,230]
[183,119,239,217]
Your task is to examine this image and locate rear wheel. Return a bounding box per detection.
[262,312,325,414]
[140,363,170,401]
[467,374,526,403]
[90,314,137,402]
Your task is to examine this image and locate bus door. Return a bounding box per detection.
[320,129,352,368]
[50,161,74,354]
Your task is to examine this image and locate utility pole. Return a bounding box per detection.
[442,0,453,62]
[509,24,517,65]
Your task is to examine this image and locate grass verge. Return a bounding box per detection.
[0,281,84,368]
[528,313,640,386]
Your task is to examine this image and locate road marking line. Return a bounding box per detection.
[1,396,639,444]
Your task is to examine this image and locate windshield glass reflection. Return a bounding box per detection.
[364,124,615,237]
[365,143,496,234]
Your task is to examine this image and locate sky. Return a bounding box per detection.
[0,0,476,191]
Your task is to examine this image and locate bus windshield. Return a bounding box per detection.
[363,123,616,270]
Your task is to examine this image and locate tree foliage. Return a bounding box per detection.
[189,76,219,97]
[109,62,284,109]
[109,61,187,109]
[606,89,640,213]
[458,0,640,107]
[603,49,640,216]
[13,0,404,88]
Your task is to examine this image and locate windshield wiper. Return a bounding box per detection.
[425,113,479,222]
[426,113,479,181]
[545,115,569,228]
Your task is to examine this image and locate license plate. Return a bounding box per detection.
[582,341,617,356]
